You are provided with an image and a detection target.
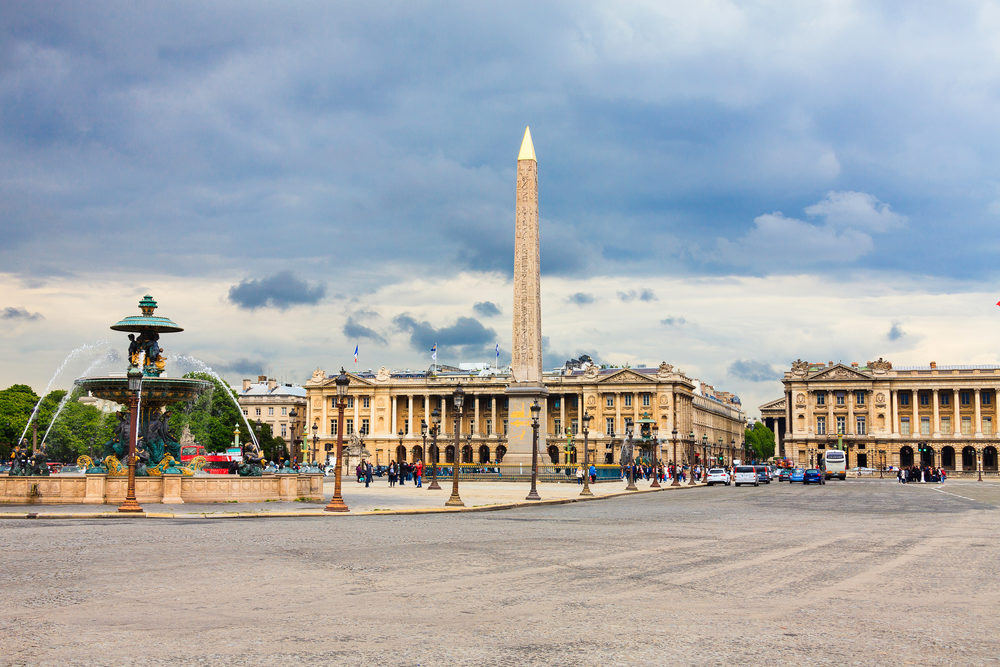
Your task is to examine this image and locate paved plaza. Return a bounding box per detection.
[2,479,999,665]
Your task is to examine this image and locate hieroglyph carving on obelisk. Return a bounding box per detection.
[511,126,543,385]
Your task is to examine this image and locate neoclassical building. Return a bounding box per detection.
[305,363,745,468]
[238,376,307,447]
[763,358,1000,472]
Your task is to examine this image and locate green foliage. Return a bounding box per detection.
[0,384,40,459]
[167,372,244,453]
[745,422,776,461]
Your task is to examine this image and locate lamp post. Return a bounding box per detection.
[311,422,319,465]
[879,448,885,478]
[428,408,442,490]
[580,412,593,496]
[288,407,298,467]
[420,418,428,472]
[117,365,143,513]
[324,368,350,512]
[624,428,638,491]
[671,428,680,486]
[977,446,983,482]
[688,432,698,486]
[398,429,405,465]
[650,423,660,488]
[446,384,466,507]
[526,400,542,500]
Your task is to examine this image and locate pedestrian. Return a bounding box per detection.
[388,460,397,487]
[365,460,374,487]
[576,464,584,485]
[415,459,423,487]
[356,463,363,483]
[589,462,597,484]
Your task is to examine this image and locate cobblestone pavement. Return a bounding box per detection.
[2,478,998,666]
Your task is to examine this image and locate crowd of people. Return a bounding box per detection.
[897,465,946,483]
[355,460,425,488]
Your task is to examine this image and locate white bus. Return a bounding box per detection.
[823,449,847,480]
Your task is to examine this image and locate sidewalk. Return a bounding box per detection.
[0,477,701,519]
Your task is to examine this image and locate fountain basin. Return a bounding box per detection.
[74,376,211,407]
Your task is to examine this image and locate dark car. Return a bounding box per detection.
[754,466,771,484]
[803,468,825,485]
[778,468,791,482]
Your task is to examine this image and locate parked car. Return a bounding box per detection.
[706,468,731,486]
[803,468,825,485]
[754,466,771,484]
[734,465,758,487]
[778,468,791,482]
[789,468,805,483]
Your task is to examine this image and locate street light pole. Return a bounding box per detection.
[580,412,593,496]
[118,365,143,513]
[446,384,466,507]
[978,446,983,482]
[420,419,428,473]
[312,422,318,465]
[324,369,350,512]
[428,408,442,490]
[526,400,542,500]
[688,433,698,486]
[288,407,298,467]
[650,423,660,488]
[624,428,638,491]
[671,428,680,486]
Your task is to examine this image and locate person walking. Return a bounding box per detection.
[364,460,374,488]
[589,462,597,484]
[388,460,397,487]
[415,459,423,487]
[576,464,584,486]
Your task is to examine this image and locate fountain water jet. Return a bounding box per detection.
[174,355,259,448]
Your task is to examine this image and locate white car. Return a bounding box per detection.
[733,465,759,487]
[706,468,731,486]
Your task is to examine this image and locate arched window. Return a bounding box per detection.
[962,446,977,470]
[445,445,455,463]
[412,445,423,462]
[984,446,998,471]
[899,446,914,468]
[462,445,473,463]
[941,446,955,469]
[496,445,507,462]
[478,444,490,463]
[396,445,406,463]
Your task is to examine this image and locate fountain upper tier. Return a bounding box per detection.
[74,376,210,409]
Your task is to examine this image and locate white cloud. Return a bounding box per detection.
[718,191,906,268]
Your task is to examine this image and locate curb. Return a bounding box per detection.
[0,481,704,520]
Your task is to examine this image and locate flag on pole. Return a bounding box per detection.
[354,344,359,364]
[431,343,437,361]
[495,342,500,368]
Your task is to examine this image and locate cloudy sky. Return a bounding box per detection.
[3,1,1000,416]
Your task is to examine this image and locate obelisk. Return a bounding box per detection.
[506,126,548,463]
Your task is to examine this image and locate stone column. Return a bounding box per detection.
[505,126,548,463]
[615,393,622,434]
[353,398,360,435]
[560,394,566,436]
[912,392,918,437]
[390,396,397,434]
[954,389,960,437]
[440,396,447,437]
[491,395,497,435]
[474,395,480,435]
[975,388,982,436]
[933,389,940,436]
[407,395,414,435]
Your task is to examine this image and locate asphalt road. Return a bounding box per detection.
[2,479,998,666]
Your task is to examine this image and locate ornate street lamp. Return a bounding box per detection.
[428,408,442,490]
[288,407,298,466]
[420,418,428,474]
[580,412,593,496]
[671,428,680,486]
[978,446,983,482]
[526,400,542,500]
[311,422,319,465]
[117,364,144,513]
[324,368,350,512]
[398,428,405,464]
[650,423,660,488]
[625,427,638,491]
[446,384,466,506]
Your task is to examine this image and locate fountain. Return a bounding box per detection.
[0,296,324,505]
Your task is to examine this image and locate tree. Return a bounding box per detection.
[745,422,776,461]
[0,384,40,459]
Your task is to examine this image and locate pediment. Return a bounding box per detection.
[597,369,656,385]
[759,396,786,411]
[808,364,871,381]
[313,372,374,388]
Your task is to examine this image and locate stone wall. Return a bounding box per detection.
[0,473,324,505]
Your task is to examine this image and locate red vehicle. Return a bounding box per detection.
[180,444,238,474]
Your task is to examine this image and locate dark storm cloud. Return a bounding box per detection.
[344,316,387,345]
[2,307,42,321]
[0,2,997,286]
[567,293,595,305]
[228,272,325,310]
[473,301,501,317]
[729,360,780,383]
[214,357,266,376]
[392,314,495,357]
[887,322,905,341]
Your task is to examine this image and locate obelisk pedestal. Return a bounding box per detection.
[505,126,548,464]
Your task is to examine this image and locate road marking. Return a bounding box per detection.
[933,486,985,503]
